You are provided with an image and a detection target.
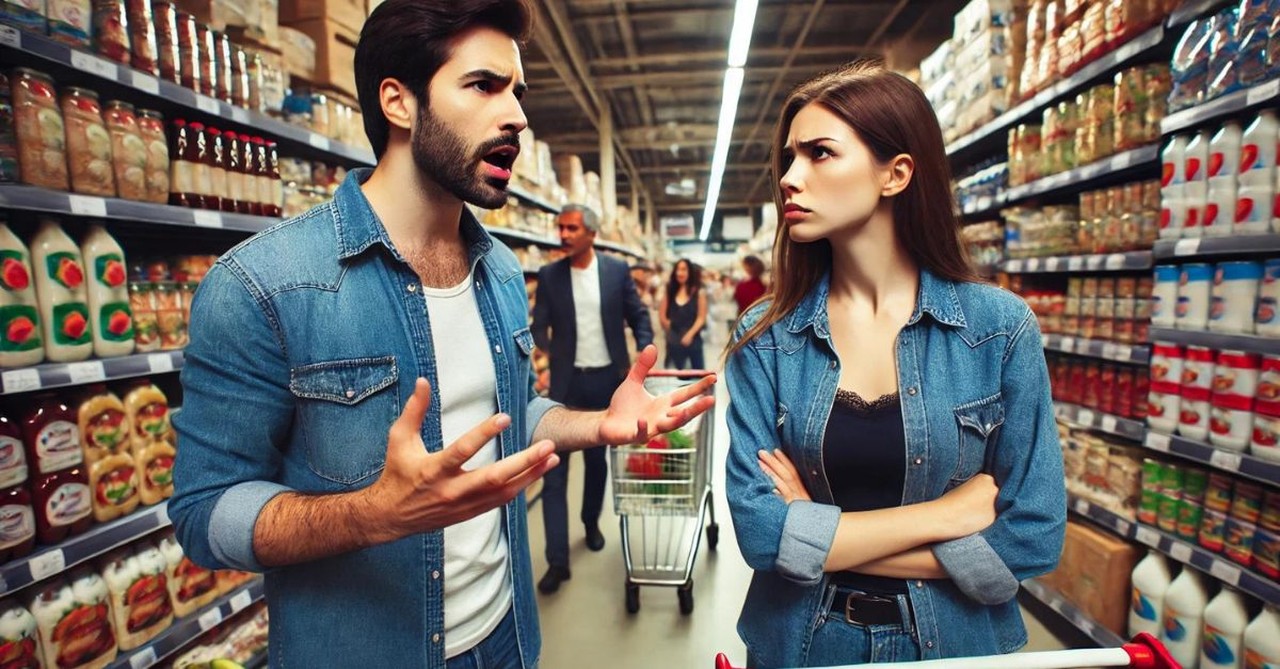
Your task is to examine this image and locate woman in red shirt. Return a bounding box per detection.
[734,255,768,314]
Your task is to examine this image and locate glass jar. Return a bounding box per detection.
[214,31,232,104]
[103,101,147,202]
[61,87,115,197]
[0,72,18,183]
[195,22,216,98]
[230,44,248,109]
[153,1,179,83]
[126,0,159,75]
[246,51,264,112]
[136,109,168,204]
[13,69,68,191]
[310,92,330,136]
[175,10,199,92]
[92,0,131,65]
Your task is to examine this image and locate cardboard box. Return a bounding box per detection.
[281,0,364,33]
[278,25,317,81]
[1059,521,1142,636]
[284,18,357,96]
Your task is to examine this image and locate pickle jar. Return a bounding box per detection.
[12,69,68,191]
[103,101,147,202]
[136,109,169,204]
[61,87,115,197]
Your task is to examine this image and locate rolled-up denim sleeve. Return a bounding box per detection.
[525,395,560,447]
[933,310,1066,603]
[171,261,297,572]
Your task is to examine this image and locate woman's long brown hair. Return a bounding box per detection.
[726,59,978,359]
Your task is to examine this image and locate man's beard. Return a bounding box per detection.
[411,106,518,210]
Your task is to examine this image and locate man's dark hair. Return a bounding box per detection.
[355,0,533,157]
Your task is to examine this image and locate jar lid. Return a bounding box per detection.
[105,99,135,111]
[12,67,53,81]
[63,86,99,98]
[138,108,164,119]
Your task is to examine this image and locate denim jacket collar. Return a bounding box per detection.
[785,267,967,337]
[332,167,496,266]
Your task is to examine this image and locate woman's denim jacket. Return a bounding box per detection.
[725,269,1066,667]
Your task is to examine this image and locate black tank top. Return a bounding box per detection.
[667,292,701,340]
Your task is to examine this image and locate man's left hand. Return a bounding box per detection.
[598,345,716,445]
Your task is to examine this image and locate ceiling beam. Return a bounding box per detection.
[636,163,767,174]
[612,0,657,128]
[584,44,876,69]
[529,62,840,90]
[652,201,756,212]
[550,135,772,153]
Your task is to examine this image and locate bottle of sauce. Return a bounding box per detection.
[0,599,42,668]
[167,119,198,209]
[195,22,217,100]
[136,109,169,205]
[22,394,91,544]
[30,219,92,363]
[214,31,233,104]
[0,412,35,562]
[266,140,283,218]
[123,382,171,453]
[78,385,138,523]
[188,122,218,211]
[252,136,270,217]
[60,87,114,198]
[241,132,259,215]
[222,130,242,214]
[0,222,45,369]
[80,224,134,359]
[159,531,217,617]
[135,437,173,506]
[206,127,228,210]
[153,1,179,84]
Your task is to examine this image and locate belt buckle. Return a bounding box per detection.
[843,592,892,627]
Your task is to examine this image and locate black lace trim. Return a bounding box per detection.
[834,388,901,414]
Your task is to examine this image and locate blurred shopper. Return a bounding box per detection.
[724,60,1065,668]
[734,255,768,314]
[660,258,708,370]
[532,204,654,594]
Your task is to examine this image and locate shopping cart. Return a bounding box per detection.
[712,632,1181,669]
[611,369,719,615]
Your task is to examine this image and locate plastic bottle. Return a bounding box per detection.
[1131,551,1175,638]
[22,394,91,545]
[1237,110,1276,235]
[0,412,35,562]
[1206,122,1243,236]
[1164,567,1210,669]
[1202,587,1249,669]
[29,219,92,363]
[0,599,42,669]
[1244,605,1280,669]
[1163,135,1190,239]
[0,222,44,368]
[1186,131,1213,238]
[80,224,134,359]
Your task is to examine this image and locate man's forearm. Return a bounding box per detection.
[531,406,606,452]
[254,487,393,567]
[848,546,948,579]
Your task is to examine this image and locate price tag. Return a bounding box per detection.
[1,369,40,394]
[1077,409,1096,426]
[1136,526,1161,547]
[1147,432,1172,452]
[1101,415,1119,434]
[129,647,157,669]
[0,25,20,48]
[1046,258,1063,272]
[67,195,107,217]
[308,134,331,151]
[1210,449,1243,472]
[1060,337,1076,353]
[1027,258,1042,272]
[1210,559,1242,586]
[230,590,253,612]
[1173,238,1202,256]
[192,210,223,228]
[1105,253,1127,270]
[1055,404,1069,421]
[1006,259,1024,272]
[28,549,65,581]
[67,361,105,384]
[977,196,992,211]
[129,71,160,96]
[196,95,220,115]
[1102,342,1120,359]
[1247,79,1280,106]
[1169,542,1194,563]
[1086,255,1105,271]
[1068,256,1085,271]
[156,503,170,526]
[147,353,174,374]
[69,51,118,80]
[1115,518,1132,536]
[1110,152,1134,171]
[1073,498,1090,515]
[198,607,224,631]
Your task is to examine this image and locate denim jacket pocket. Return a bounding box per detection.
[290,356,400,485]
[514,327,534,356]
[951,393,1005,485]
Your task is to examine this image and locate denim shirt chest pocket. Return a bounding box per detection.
[289,356,400,484]
[950,392,1005,486]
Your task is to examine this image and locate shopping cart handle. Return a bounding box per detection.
[714,653,736,669]
[1124,632,1180,669]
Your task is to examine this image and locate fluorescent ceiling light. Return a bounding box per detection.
[726,0,759,67]
[699,67,744,240]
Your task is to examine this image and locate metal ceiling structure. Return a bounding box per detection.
[521,0,967,234]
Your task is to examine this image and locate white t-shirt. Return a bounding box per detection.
[571,256,612,368]
[423,273,511,659]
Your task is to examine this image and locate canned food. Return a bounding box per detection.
[1158,492,1181,533]
[1209,261,1263,334]
[1154,265,1180,327]
[1257,259,1280,336]
[1212,350,1261,399]
[1232,481,1264,524]
[1184,468,1209,500]
[1224,516,1257,567]
[1205,472,1234,512]
[1176,263,1213,330]
[1181,345,1215,394]
[1208,397,1253,452]
[1261,491,1280,532]
[1177,498,1203,541]
[1255,527,1280,579]
[1148,385,1181,435]
[1201,508,1228,552]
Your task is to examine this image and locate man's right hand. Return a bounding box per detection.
[933,473,999,538]
[363,378,560,542]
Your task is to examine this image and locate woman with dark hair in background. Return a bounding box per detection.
[724,60,1066,668]
[734,255,768,314]
[660,258,708,369]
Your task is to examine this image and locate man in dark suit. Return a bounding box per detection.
[532,203,654,593]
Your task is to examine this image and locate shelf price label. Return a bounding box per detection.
[1147,432,1172,453]
[129,647,157,669]
[147,354,174,374]
[69,51,118,80]
[1006,259,1024,273]
[230,590,253,612]
[1060,337,1076,353]
[0,25,21,48]
[1105,254,1127,270]
[1210,559,1242,586]
[129,72,160,96]
[1073,498,1090,515]
[1247,79,1280,106]
[1045,258,1063,272]
[198,607,224,631]
[67,361,105,384]
[1065,256,1083,271]
[1,369,40,394]
[1086,255,1105,271]
[156,503,170,526]
[1114,518,1132,536]
[28,550,65,582]
[68,195,107,218]
[231,107,249,124]
[308,134,332,151]
[196,95,220,115]
[1174,239,1202,256]
[1169,542,1194,563]
[1027,258,1042,272]
[1077,409,1096,427]
[1136,526,1161,547]
[1101,415,1118,434]
[192,210,223,228]
[1110,152,1134,171]
[1210,449,1243,473]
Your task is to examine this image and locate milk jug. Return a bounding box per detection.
[1186,131,1212,238]
[1164,567,1210,669]
[1131,550,1174,638]
[1244,605,1280,669]
[1164,134,1190,238]
[0,222,44,368]
[79,224,134,359]
[30,219,92,362]
[1202,586,1249,669]
[1237,110,1277,235]
[1206,122,1243,236]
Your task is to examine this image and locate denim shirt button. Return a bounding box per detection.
[495,345,502,354]
[432,634,441,643]
[345,389,355,398]
[407,283,418,293]
[432,570,440,580]
[912,457,922,466]
[907,387,917,396]
[926,641,934,649]
[915,580,924,588]
[810,470,818,477]
[829,361,837,369]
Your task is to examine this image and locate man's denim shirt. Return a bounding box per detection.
[170,168,556,668]
[725,269,1066,668]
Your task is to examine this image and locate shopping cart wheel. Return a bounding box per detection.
[678,582,694,615]
[707,523,719,552]
[625,584,640,614]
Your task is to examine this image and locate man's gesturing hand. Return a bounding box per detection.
[597,345,716,446]
[365,378,560,542]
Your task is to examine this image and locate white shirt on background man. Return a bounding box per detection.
[570,255,611,368]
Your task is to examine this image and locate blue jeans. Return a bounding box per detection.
[666,336,704,370]
[445,607,519,669]
[801,589,921,667]
[542,367,615,568]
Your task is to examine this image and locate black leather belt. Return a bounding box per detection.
[574,365,613,374]
[828,589,911,628]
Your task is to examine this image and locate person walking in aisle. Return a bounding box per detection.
[531,203,654,594]
[660,258,708,369]
[734,255,768,315]
[724,60,1065,668]
[168,2,713,667]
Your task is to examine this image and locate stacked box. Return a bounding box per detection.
[950,0,1016,136]
[281,19,358,96]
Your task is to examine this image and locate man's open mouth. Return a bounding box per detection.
[482,145,518,178]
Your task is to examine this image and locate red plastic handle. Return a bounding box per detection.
[713,653,739,669]
[1125,632,1182,669]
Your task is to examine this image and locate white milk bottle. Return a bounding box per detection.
[1164,567,1210,669]
[79,224,134,359]
[29,219,92,363]
[1244,605,1280,669]
[0,222,44,368]
[1163,134,1190,239]
[1206,122,1243,236]
[1186,131,1212,238]
[1237,110,1277,235]
[1131,551,1174,637]
[1202,586,1249,669]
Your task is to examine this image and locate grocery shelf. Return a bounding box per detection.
[1145,431,1280,488]
[0,350,184,395]
[0,502,170,597]
[1054,401,1146,442]
[1019,578,1126,648]
[0,184,279,234]
[486,226,558,248]
[1042,335,1151,365]
[1153,233,1280,260]
[507,184,562,214]
[1002,250,1155,274]
[1149,327,1280,357]
[1161,78,1280,135]
[1167,0,1238,28]
[595,240,646,259]
[1002,144,1161,203]
[1069,494,1280,607]
[945,25,1167,162]
[109,578,266,669]
[959,193,1007,219]
[0,26,376,167]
